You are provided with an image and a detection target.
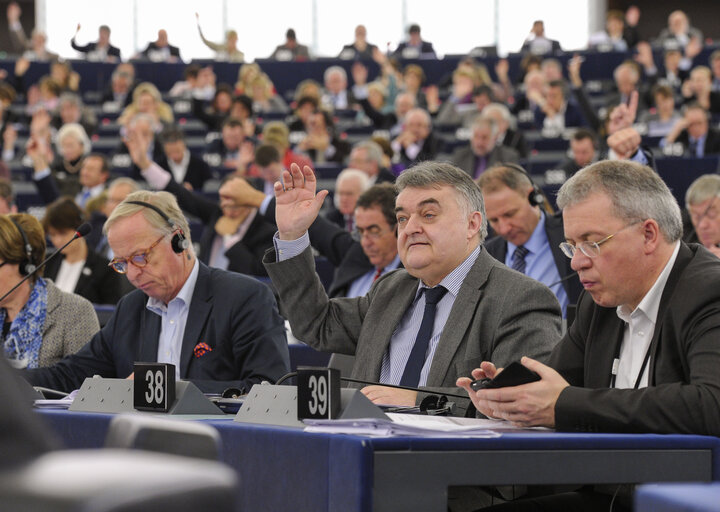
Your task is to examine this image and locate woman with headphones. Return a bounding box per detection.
[0,214,98,369]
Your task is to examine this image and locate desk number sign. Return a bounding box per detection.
[133,362,176,412]
[297,366,341,420]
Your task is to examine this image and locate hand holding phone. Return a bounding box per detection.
[470,361,540,391]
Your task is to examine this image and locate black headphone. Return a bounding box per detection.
[126,200,190,254]
[499,162,547,209]
[9,217,36,276]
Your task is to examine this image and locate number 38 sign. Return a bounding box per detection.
[133,362,176,412]
[297,367,341,420]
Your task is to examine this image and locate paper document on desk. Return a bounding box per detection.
[303,413,503,437]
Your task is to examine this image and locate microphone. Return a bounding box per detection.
[274,371,467,400]
[546,271,578,288]
[0,222,92,304]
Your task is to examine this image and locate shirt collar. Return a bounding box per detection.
[616,241,680,323]
[416,245,481,299]
[147,258,200,313]
[507,211,546,257]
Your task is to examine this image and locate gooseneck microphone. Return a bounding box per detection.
[0,222,92,304]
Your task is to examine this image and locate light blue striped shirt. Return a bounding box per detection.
[347,254,402,298]
[146,259,200,372]
[505,212,568,317]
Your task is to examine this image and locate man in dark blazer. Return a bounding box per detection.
[461,160,720,509]
[393,24,436,59]
[70,24,121,62]
[265,162,561,412]
[663,103,720,157]
[24,191,289,394]
[140,29,182,62]
[478,165,582,317]
[391,108,441,167]
[156,126,213,191]
[451,117,520,179]
[348,141,396,185]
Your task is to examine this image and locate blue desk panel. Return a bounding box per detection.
[37,409,720,512]
[635,483,720,512]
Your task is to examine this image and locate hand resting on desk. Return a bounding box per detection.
[361,386,417,406]
[457,356,569,428]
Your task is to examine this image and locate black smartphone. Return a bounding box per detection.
[470,361,540,391]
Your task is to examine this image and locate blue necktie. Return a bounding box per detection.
[511,245,529,274]
[399,286,448,387]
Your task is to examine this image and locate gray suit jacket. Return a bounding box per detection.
[450,145,520,178]
[264,245,562,411]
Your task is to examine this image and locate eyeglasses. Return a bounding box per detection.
[352,226,388,241]
[108,233,167,274]
[0,261,8,269]
[559,222,642,259]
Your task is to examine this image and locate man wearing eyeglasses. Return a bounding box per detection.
[459,160,720,510]
[685,174,720,258]
[23,190,290,394]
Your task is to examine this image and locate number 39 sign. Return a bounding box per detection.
[133,362,176,412]
[297,367,341,420]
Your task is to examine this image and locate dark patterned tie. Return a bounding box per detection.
[511,245,529,274]
[399,286,448,387]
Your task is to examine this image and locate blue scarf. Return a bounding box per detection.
[2,277,48,369]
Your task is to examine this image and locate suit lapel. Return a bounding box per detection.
[426,249,492,386]
[178,264,212,377]
[139,305,162,362]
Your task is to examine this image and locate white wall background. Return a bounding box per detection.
[38,0,600,61]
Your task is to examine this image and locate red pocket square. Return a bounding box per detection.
[193,342,212,358]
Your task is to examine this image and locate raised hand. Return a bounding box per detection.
[274,163,328,241]
[607,90,638,135]
[218,177,266,209]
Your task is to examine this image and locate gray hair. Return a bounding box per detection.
[352,140,384,167]
[557,160,682,242]
[108,177,141,193]
[324,65,347,83]
[472,116,498,137]
[55,122,92,155]
[686,174,720,207]
[104,190,193,250]
[396,161,488,241]
[58,92,83,109]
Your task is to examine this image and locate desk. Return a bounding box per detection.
[635,483,720,512]
[37,409,720,512]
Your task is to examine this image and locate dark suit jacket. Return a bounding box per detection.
[675,128,720,156]
[450,145,520,178]
[533,100,587,129]
[25,262,290,394]
[375,167,396,184]
[43,249,131,305]
[483,213,582,308]
[165,179,276,276]
[397,133,441,166]
[70,39,121,59]
[141,42,182,60]
[338,43,377,60]
[393,41,436,58]
[550,243,720,435]
[520,38,562,54]
[156,153,214,191]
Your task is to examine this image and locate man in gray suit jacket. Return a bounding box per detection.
[451,117,520,179]
[264,161,561,411]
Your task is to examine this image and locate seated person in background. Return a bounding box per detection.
[655,9,703,56]
[204,117,254,171]
[588,10,629,52]
[348,140,396,185]
[52,92,97,136]
[478,165,582,317]
[607,61,647,113]
[20,30,59,62]
[531,79,587,134]
[450,116,520,179]
[156,125,213,191]
[247,73,289,114]
[264,162,560,411]
[286,95,319,135]
[680,66,720,114]
[635,43,689,94]
[685,174,720,259]
[0,178,17,213]
[401,64,428,110]
[70,23,121,62]
[247,144,284,195]
[259,121,312,174]
[460,160,720,510]
[338,25,377,60]
[192,83,233,132]
[434,69,480,126]
[558,128,598,176]
[140,29,182,63]
[638,84,682,138]
[520,20,562,55]
[118,82,174,127]
[24,190,289,393]
[710,50,720,92]
[662,103,720,157]
[101,62,136,108]
[195,13,244,62]
[393,24,436,59]
[127,130,275,277]
[295,110,350,164]
[113,113,166,179]
[391,108,440,167]
[0,214,99,368]
[43,197,129,305]
[321,66,355,112]
[27,122,90,200]
[270,28,310,61]
[324,168,370,232]
[481,103,529,158]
